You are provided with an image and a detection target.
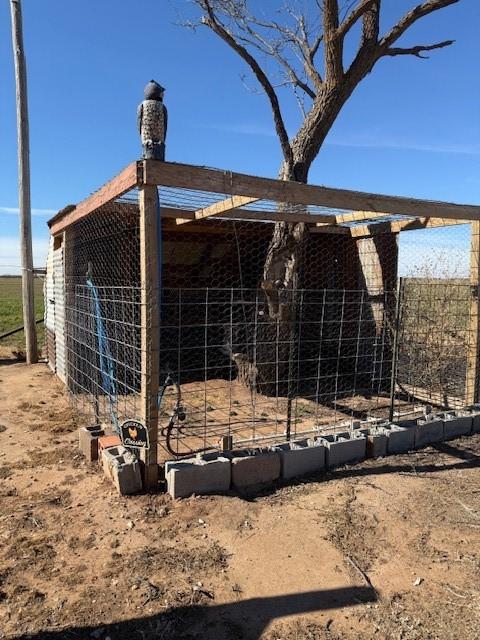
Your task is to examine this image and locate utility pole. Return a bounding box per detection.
[10,0,37,364]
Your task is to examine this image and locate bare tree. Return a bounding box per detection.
[188,0,459,318]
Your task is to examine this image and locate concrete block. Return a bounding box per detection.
[98,434,122,462]
[274,439,325,480]
[415,417,444,449]
[385,421,416,454]
[78,425,104,461]
[102,445,128,480]
[228,449,280,489]
[439,412,472,440]
[113,458,142,496]
[317,433,366,468]
[464,405,480,433]
[102,446,142,495]
[165,454,231,499]
[365,428,388,458]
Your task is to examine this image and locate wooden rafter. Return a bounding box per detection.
[173,206,336,224]
[349,216,470,238]
[334,210,391,224]
[176,195,259,225]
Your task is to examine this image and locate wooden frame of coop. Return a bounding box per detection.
[48,159,480,488]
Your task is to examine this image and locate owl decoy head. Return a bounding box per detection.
[144,80,165,101]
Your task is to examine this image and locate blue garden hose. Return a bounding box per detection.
[86,272,119,433]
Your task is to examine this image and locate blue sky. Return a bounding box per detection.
[1,0,479,274]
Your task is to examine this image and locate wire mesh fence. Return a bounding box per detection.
[45,185,478,462]
[396,279,470,410]
[158,286,396,458]
[394,222,474,413]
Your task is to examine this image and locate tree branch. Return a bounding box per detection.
[298,21,323,91]
[361,0,380,49]
[324,0,344,82]
[234,28,317,99]
[338,0,377,37]
[379,0,460,50]
[385,39,455,58]
[200,1,294,169]
[247,10,324,91]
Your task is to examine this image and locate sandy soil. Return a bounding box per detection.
[1,354,480,639]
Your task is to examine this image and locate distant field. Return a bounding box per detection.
[0,276,44,352]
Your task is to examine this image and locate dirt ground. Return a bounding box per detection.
[1,353,480,639]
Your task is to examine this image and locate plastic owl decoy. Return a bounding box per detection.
[137,80,168,160]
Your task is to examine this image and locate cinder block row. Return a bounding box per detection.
[391,408,479,451]
[164,404,480,498]
[165,449,284,499]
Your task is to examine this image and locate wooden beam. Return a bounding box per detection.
[310,224,350,235]
[335,210,391,224]
[175,207,336,224]
[109,202,339,225]
[466,221,480,405]
[78,201,341,229]
[350,217,470,238]
[139,185,160,490]
[176,195,259,225]
[143,160,480,221]
[49,162,139,234]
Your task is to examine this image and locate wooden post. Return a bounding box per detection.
[10,0,37,364]
[466,221,480,405]
[139,185,160,489]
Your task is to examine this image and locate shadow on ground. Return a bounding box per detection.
[15,587,377,640]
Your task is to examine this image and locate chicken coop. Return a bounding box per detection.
[45,159,480,486]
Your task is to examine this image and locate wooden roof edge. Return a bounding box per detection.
[49,158,480,236]
[48,162,140,235]
[143,160,480,221]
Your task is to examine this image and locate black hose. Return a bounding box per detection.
[158,372,214,458]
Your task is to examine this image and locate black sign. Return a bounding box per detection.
[120,420,149,449]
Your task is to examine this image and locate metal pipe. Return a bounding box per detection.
[389,277,404,422]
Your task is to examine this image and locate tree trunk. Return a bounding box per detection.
[260,66,379,318]
[253,79,377,394]
[253,161,311,397]
[261,161,310,320]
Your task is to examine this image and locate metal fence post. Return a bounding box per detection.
[389,277,404,422]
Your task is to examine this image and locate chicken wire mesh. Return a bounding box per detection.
[63,199,141,429]
[52,182,478,461]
